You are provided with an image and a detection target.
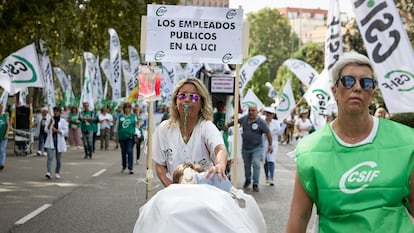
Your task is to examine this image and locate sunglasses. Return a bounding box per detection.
[176,92,200,103]
[337,75,377,90]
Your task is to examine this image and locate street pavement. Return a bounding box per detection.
[0,138,314,233]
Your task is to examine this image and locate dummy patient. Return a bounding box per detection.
[172,162,232,192]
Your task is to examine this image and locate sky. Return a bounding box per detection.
[229,0,354,16]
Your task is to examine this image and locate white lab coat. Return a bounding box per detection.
[44,117,68,153]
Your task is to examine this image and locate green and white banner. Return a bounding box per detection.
[100,58,111,99]
[239,55,266,94]
[146,4,243,64]
[241,89,263,114]
[39,39,56,108]
[353,0,414,113]
[325,0,342,80]
[283,58,318,88]
[109,28,122,104]
[276,79,296,122]
[0,43,44,95]
[122,60,134,97]
[53,67,75,107]
[84,52,104,107]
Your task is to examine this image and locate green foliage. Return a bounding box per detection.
[245,8,300,105]
[389,113,414,128]
[0,0,183,106]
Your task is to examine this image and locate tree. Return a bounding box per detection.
[244,8,300,105]
[0,0,179,106]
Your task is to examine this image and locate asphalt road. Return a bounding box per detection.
[0,139,312,233]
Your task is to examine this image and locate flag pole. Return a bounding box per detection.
[231,64,241,187]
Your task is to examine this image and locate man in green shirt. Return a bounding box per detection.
[79,102,94,159]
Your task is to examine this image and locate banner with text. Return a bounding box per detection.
[239,55,267,94]
[353,0,414,113]
[146,5,243,64]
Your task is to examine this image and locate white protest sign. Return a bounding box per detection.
[145,5,243,64]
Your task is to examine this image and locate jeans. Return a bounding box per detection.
[264,160,275,180]
[38,132,47,152]
[100,128,110,150]
[0,139,7,166]
[82,131,93,157]
[46,148,62,174]
[119,138,134,170]
[242,147,263,186]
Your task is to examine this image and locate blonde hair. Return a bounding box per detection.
[172,162,204,184]
[374,107,387,118]
[168,78,213,127]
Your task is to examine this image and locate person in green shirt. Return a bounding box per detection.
[0,104,10,170]
[113,102,136,174]
[286,52,414,233]
[79,102,94,159]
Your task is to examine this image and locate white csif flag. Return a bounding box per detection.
[128,45,140,87]
[304,69,334,130]
[283,59,319,87]
[108,28,122,104]
[325,0,343,80]
[80,65,94,111]
[100,58,111,99]
[241,89,264,114]
[39,39,56,108]
[122,60,134,97]
[276,79,296,122]
[83,52,103,108]
[53,67,75,107]
[305,0,341,130]
[239,55,266,93]
[352,0,414,113]
[0,43,44,95]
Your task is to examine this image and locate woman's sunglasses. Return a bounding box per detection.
[176,92,200,103]
[337,75,377,90]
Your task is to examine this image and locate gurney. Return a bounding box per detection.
[134,184,266,233]
[13,128,34,156]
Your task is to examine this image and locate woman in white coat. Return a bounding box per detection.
[262,107,282,186]
[44,107,68,179]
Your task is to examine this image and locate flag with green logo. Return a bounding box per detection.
[0,43,44,95]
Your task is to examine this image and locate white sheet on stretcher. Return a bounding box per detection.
[133,184,266,233]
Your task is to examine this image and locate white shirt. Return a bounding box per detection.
[152,119,224,180]
[99,113,113,129]
[263,119,283,162]
[295,118,313,138]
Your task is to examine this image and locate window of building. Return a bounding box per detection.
[301,12,311,18]
[314,13,325,20]
[288,11,298,19]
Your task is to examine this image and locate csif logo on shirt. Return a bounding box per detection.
[339,161,380,194]
[122,119,131,128]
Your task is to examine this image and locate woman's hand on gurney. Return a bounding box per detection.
[205,164,227,181]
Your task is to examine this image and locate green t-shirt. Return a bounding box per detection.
[117,113,136,141]
[0,114,8,140]
[296,119,414,233]
[91,112,99,133]
[69,113,80,128]
[79,110,94,132]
